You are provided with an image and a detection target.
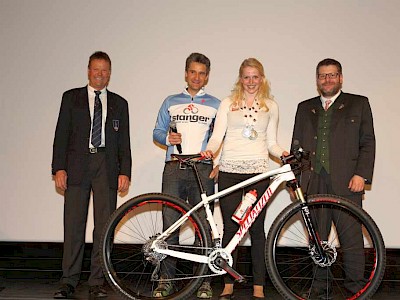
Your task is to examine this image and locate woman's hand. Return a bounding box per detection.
[200,150,214,159]
[209,165,219,182]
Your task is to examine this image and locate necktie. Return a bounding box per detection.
[324,100,332,111]
[91,91,102,147]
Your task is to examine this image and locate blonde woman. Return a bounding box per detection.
[202,58,288,299]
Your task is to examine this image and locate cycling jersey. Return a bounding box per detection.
[153,88,220,161]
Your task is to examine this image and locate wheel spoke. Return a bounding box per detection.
[100,193,211,299]
[266,195,385,299]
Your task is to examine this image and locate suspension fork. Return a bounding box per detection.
[287,180,327,258]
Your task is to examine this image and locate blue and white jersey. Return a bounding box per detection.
[153,88,220,161]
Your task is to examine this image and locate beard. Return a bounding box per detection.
[318,82,342,98]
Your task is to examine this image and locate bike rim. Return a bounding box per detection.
[267,197,385,300]
[101,196,209,299]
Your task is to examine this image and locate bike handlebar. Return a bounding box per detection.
[280,146,310,165]
[171,141,310,170]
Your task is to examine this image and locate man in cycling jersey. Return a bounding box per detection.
[153,52,220,299]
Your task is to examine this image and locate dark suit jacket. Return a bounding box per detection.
[291,92,375,196]
[52,86,131,189]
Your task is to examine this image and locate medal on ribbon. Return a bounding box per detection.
[249,128,258,140]
[242,125,252,138]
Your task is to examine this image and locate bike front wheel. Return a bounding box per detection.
[266,194,386,300]
[100,193,211,300]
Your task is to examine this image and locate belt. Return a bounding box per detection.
[89,147,106,154]
[166,159,212,170]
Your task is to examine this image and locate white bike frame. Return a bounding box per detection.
[152,163,296,265]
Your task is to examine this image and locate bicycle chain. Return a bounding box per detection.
[153,245,223,282]
[155,273,222,282]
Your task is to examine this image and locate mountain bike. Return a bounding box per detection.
[100,147,385,299]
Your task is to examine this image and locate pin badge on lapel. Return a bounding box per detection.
[113,120,120,131]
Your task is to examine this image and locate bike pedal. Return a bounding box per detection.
[215,257,246,283]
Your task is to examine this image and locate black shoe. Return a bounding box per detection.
[54,284,75,299]
[89,285,107,298]
[252,296,265,300]
[218,294,234,300]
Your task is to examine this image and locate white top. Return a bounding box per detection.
[207,97,285,174]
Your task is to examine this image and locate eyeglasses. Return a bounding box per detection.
[317,73,340,80]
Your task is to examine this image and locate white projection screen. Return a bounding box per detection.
[1,0,399,248]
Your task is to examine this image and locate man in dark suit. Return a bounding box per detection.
[52,51,131,299]
[291,58,375,296]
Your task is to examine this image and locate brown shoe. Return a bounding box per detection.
[89,285,107,298]
[218,294,234,300]
[54,284,75,299]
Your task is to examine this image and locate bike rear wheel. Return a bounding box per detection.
[266,194,385,300]
[100,193,211,300]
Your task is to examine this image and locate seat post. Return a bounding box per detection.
[190,162,207,195]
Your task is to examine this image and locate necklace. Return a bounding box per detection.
[240,99,259,140]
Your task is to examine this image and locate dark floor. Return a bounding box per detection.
[0,278,399,300]
[1,243,399,299]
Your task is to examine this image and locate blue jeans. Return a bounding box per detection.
[161,161,214,278]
